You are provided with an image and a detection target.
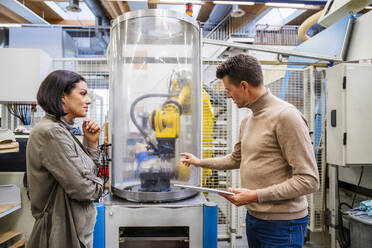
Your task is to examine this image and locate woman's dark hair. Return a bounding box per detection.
[37,70,86,119]
[216,54,263,87]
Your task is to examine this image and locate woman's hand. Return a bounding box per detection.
[83,119,101,148]
[180,152,201,167]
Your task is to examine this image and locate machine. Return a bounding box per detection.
[97,9,217,248]
[109,9,202,203]
[129,69,192,193]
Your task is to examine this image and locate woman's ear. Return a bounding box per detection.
[61,93,66,104]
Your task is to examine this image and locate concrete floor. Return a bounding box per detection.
[218,230,331,248]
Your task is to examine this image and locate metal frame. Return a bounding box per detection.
[340,17,356,61]
[203,39,343,62]
[203,58,329,67]
[111,9,200,30]
[1,105,6,128]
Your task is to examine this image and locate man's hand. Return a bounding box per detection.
[219,188,258,207]
[180,153,201,167]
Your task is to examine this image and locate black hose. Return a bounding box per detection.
[336,166,351,248]
[337,205,350,248]
[129,93,175,149]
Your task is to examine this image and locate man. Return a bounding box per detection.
[181,54,319,247]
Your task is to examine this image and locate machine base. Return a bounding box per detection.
[102,193,216,248]
[112,185,198,202]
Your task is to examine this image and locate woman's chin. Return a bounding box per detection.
[77,113,87,118]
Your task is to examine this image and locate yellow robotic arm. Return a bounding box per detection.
[149,83,191,139]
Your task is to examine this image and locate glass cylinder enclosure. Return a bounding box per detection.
[109,10,201,202]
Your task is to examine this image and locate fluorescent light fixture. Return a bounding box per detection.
[365,6,372,9]
[157,0,204,4]
[0,23,22,27]
[265,3,318,9]
[213,1,255,5]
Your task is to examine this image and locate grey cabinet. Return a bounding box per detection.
[326,63,372,166]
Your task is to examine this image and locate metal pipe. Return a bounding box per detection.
[203,38,342,62]
[340,16,356,61]
[203,58,330,66]
[0,29,9,48]
[84,0,110,26]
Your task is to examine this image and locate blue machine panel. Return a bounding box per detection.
[93,202,105,248]
[203,203,218,248]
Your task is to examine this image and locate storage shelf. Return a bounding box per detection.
[0,203,21,219]
[0,184,21,219]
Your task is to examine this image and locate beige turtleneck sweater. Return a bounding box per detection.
[200,90,319,220]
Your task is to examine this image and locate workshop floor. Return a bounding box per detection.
[218,229,331,247]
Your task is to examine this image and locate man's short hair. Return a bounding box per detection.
[37,70,86,119]
[216,54,263,87]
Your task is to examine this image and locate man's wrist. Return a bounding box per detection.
[251,190,258,202]
[196,159,202,166]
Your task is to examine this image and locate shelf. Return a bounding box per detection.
[0,203,21,219]
[0,185,21,219]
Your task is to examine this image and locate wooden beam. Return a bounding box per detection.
[16,0,63,21]
[117,1,129,15]
[105,0,120,18]
[148,0,157,9]
[0,15,15,23]
[99,0,115,19]
[286,9,321,25]
[50,19,96,25]
[230,4,269,33]
[0,3,30,23]
[28,0,83,2]
[197,2,214,22]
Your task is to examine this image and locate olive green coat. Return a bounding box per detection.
[26,114,103,248]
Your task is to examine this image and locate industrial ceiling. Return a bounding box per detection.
[0,0,328,28]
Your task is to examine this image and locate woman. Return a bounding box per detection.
[26,70,103,248]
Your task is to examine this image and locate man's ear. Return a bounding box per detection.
[241,81,249,90]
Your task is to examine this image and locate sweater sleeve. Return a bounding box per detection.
[199,117,247,170]
[41,127,103,202]
[256,107,319,203]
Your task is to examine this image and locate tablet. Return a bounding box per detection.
[174,184,235,195]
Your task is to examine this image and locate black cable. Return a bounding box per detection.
[7,104,26,125]
[336,166,350,248]
[351,166,364,208]
[129,93,175,150]
[337,206,350,248]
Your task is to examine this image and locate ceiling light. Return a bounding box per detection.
[0,23,22,28]
[157,0,204,4]
[66,0,81,12]
[213,1,254,5]
[230,5,245,17]
[265,3,318,9]
[365,6,372,9]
